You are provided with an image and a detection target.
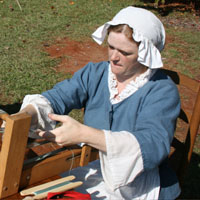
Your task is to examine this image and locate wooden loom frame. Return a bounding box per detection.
[0,112,98,199]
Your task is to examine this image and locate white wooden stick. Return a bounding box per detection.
[20,176,75,196]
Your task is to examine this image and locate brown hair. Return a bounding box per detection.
[107,24,134,42]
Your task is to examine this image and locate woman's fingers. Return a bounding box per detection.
[38,130,56,142]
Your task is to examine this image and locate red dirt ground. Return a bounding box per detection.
[44,1,200,75]
[45,37,107,74]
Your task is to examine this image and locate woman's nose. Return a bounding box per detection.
[110,50,120,61]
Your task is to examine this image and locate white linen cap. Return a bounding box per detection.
[92,6,165,69]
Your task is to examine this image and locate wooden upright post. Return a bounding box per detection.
[0,113,31,199]
[80,145,92,167]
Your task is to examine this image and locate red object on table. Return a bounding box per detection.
[47,191,91,200]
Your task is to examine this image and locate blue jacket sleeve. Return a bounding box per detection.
[42,63,92,115]
[134,79,180,170]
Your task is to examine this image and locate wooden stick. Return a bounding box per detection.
[20,176,75,196]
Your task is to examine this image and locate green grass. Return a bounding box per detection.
[162,27,200,79]
[0,0,135,104]
[0,0,200,198]
[1,0,198,104]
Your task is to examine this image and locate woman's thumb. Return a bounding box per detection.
[48,113,68,122]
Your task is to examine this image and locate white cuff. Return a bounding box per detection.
[21,94,56,138]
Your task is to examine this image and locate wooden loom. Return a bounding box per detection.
[0,112,99,199]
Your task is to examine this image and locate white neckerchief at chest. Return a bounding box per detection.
[108,64,156,104]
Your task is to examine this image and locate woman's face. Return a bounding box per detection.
[107,31,145,81]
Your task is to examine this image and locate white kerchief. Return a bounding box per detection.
[92,6,165,69]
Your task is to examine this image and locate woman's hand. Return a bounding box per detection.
[38,113,107,152]
[38,113,83,146]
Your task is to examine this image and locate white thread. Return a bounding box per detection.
[68,148,75,175]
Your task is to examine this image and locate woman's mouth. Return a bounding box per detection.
[111,62,122,67]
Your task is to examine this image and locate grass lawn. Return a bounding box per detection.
[0,0,200,198]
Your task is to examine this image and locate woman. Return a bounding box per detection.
[15,6,181,199]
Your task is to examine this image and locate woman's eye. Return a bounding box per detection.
[108,45,114,50]
[121,51,131,56]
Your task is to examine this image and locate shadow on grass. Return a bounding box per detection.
[0,103,22,114]
[179,152,200,199]
[133,0,200,16]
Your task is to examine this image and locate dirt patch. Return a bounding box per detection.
[45,37,107,74]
